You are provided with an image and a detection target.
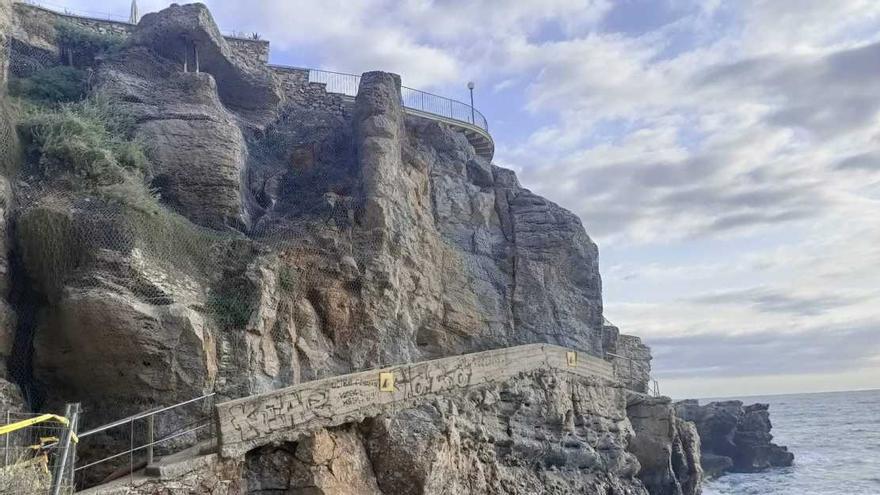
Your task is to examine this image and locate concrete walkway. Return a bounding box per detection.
[216,343,613,457]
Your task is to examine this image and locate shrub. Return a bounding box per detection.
[17,96,149,184]
[207,289,253,329]
[55,20,126,65]
[8,66,88,103]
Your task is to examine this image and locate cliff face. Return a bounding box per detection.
[0,3,710,494]
[5,2,616,416]
[0,0,25,414]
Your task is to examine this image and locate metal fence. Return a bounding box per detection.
[308,69,490,132]
[0,407,79,494]
[73,393,216,489]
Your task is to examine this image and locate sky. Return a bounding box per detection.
[38,0,880,399]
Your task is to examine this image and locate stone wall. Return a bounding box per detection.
[271,65,349,116]
[11,3,269,70]
[604,321,653,393]
[226,36,269,64]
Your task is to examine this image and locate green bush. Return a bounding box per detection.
[207,289,253,329]
[56,20,126,64]
[8,66,88,103]
[18,96,149,184]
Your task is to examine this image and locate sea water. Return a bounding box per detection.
[702,388,880,495]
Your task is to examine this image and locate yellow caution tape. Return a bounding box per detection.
[0,414,78,443]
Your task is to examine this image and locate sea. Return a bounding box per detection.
[701,388,880,495]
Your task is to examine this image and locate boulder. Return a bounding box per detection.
[675,399,793,475]
[626,394,701,495]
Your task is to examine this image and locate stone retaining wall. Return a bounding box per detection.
[271,65,349,116]
[215,343,614,457]
[11,3,268,67]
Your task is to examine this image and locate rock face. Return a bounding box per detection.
[246,370,648,495]
[0,0,25,413]
[626,395,702,495]
[675,400,793,476]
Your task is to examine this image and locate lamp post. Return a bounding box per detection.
[467,81,475,125]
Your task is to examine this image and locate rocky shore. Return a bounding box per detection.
[676,400,794,478]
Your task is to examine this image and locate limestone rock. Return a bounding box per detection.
[132,3,279,116]
[0,377,24,413]
[242,370,649,495]
[97,47,249,229]
[675,399,793,475]
[245,427,383,495]
[626,394,701,495]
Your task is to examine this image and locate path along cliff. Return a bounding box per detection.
[0,2,789,494]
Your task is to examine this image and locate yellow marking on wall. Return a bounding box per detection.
[566,351,578,367]
[379,372,395,392]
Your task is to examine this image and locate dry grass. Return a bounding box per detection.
[0,454,53,495]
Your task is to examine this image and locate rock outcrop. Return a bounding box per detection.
[626,395,702,495]
[226,370,650,495]
[675,400,793,477]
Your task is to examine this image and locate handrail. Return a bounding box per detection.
[78,392,215,438]
[306,68,490,133]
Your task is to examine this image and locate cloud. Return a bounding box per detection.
[505,28,880,243]
[688,287,869,317]
[836,152,880,171]
[649,323,880,379]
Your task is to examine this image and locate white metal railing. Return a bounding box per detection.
[307,69,490,133]
[73,393,215,489]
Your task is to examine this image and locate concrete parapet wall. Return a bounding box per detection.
[215,343,614,457]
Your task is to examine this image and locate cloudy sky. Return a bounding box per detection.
[44,0,880,399]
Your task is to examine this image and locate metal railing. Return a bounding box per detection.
[19,0,133,23]
[0,405,80,494]
[307,69,490,133]
[73,393,215,489]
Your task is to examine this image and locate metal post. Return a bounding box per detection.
[129,417,134,486]
[146,414,154,466]
[50,402,80,495]
[468,81,475,125]
[3,410,9,467]
[194,42,199,73]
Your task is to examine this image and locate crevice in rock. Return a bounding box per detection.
[5,217,47,410]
